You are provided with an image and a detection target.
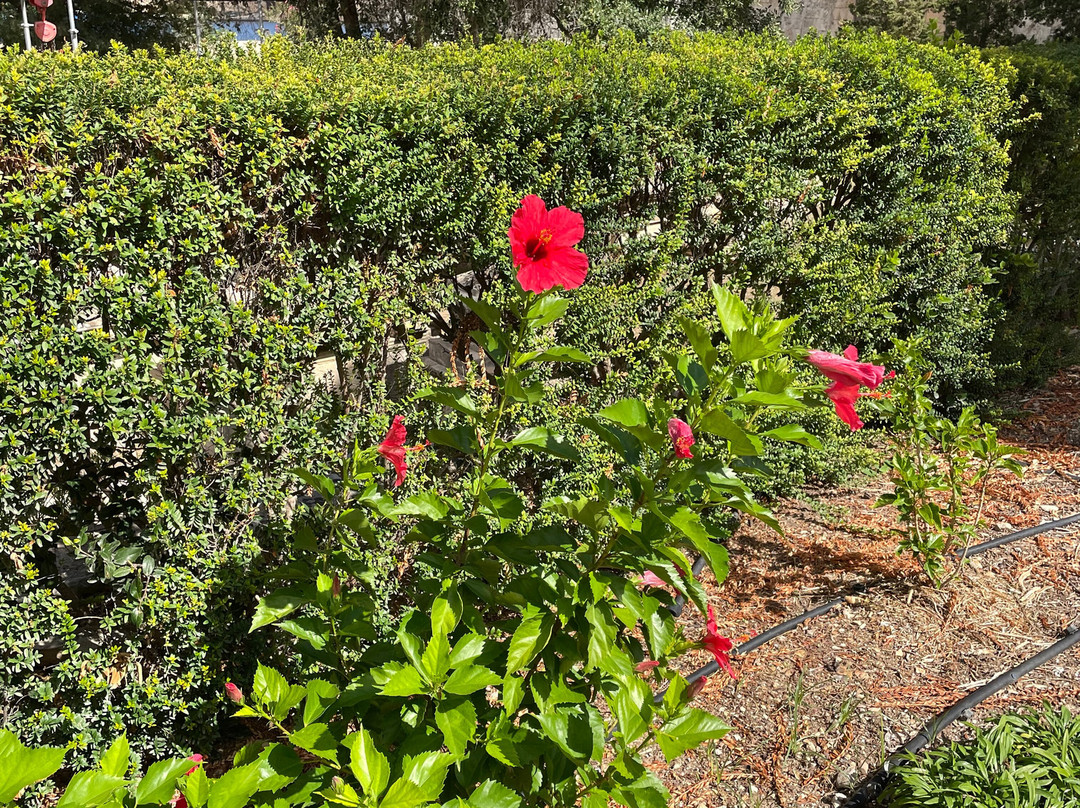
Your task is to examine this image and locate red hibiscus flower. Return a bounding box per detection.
[171,755,205,808]
[184,754,204,775]
[377,415,425,487]
[639,570,667,589]
[702,605,737,680]
[806,345,893,431]
[667,417,695,459]
[508,195,589,294]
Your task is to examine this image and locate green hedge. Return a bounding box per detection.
[0,31,1015,766]
[987,43,1080,388]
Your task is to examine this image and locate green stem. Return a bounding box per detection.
[457,294,536,563]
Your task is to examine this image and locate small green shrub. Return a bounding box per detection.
[883,706,1080,808]
[873,339,1023,584]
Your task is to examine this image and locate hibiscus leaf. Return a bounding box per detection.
[598,398,649,428]
[679,317,717,372]
[732,390,804,409]
[698,410,762,456]
[655,708,731,762]
[510,427,580,461]
[666,353,709,398]
[665,507,730,585]
[462,296,506,339]
[527,295,568,327]
[762,424,823,449]
[579,415,641,465]
[711,285,750,341]
[417,386,480,418]
[435,698,477,759]
[428,426,478,454]
[503,374,545,404]
[0,731,66,804]
[729,329,769,364]
[517,346,592,365]
[250,590,307,633]
[469,329,508,365]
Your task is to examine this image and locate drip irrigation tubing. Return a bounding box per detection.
[839,623,1080,808]
[961,510,1080,558]
[659,511,1080,701]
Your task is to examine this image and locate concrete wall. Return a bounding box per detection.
[768,0,1059,41]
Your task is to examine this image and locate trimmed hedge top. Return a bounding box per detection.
[0,31,1016,765]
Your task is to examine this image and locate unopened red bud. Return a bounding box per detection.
[225,682,244,703]
[687,676,708,700]
[332,574,341,598]
[635,660,660,674]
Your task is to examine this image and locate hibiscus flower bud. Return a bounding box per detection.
[667,417,695,459]
[687,676,709,699]
[635,659,660,674]
[331,574,341,599]
[225,682,244,703]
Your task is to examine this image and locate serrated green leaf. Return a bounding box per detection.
[444,664,502,695]
[250,591,306,633]
[506,612,555,672]
[207,762,265,808]
[57,772,126,808]
[0,731,67,803]
[510,427,580,461]
[598,398,649,428]
[135,758,195,805]
[436,698,477,758]
[98,735,130,778]
[344,728,389,798]
[180,768,209,808]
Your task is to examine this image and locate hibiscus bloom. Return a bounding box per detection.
[805,345,893,431]
[171,754,205,808]
[640,570,668,589]
[508,195,589,294]
[637,564,689,592]
[702,605,737,680]
[667,417,695,459]
[377,415,425,487]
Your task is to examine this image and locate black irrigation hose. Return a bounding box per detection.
[961,511,1080,558]
[840,623,1080,808]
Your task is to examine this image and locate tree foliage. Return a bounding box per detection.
[850,0,1077,45]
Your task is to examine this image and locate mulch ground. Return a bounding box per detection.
[649,366,1080,808]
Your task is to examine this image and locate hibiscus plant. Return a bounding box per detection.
[871,339,1023,586]
[2,197,889,808]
